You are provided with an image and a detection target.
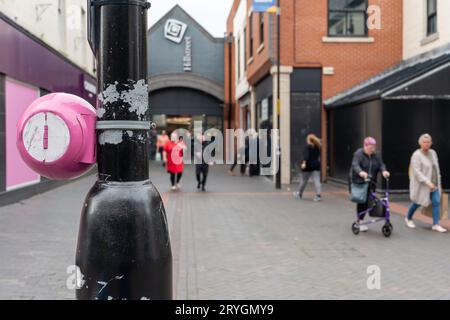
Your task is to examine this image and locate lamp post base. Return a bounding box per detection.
[75,180,172,300]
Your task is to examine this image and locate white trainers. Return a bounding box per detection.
[404,218,416,229]
[359,225,368,232]
[293,192,302,199]
[432,225,447,233]
[176,183,181,190]
[171,186,177,191]
[313,195,322,202]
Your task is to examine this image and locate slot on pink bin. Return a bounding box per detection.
[16,93,97,180]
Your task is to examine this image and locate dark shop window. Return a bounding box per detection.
[243,27,247,71]
[237,38,241,79]
[249,13,254,58]
[328,0,368,37]
[259,13,264,46]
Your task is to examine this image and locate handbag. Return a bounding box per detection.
[349,156,372,204]
[422,192,449,220]
[350,183,369,204]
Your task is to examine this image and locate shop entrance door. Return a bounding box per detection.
[290,92,321,183]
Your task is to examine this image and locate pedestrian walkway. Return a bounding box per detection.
[0,162,449,299]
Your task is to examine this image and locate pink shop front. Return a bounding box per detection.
[0,14,97,206]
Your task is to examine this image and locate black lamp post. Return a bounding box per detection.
[75,0,172,300]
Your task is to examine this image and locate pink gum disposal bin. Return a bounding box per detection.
[16,93,97,180]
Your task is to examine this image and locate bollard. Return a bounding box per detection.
[75,0,172,300]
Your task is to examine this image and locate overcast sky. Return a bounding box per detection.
[148,0,234,37]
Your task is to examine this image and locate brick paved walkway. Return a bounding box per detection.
[0,162,449,299]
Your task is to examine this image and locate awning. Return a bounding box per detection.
[325,49,450,109]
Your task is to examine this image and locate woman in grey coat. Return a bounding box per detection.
[405,134,447,233]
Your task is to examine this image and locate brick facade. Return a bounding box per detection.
[290,0,403,99]
[226,0,403,183]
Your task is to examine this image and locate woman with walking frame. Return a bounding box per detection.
[293,134,322,201]
[350,137,390,232]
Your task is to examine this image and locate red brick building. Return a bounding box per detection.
[225,0,403,184]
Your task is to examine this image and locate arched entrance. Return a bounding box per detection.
[149,73,224,133]
[149,87,223,133]
[147,5,225,158]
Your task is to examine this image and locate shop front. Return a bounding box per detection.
[0,15,96,206]
[326,50,450,191]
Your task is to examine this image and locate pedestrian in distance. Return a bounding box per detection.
[293,134,322,201]
[349,137,390,232]
[157,130,170,167]
[195,134,213,192]
[248,129,260,177]
[164,132,187,191]
[149,127,158,161]
[228,151,239,176]
[405,134,447,233]
[228,135,239,176]
[229,134,249,176]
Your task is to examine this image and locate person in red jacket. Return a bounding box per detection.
[164,133,187,191]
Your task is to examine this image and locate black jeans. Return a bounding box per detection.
[170,172,183,186]
[230,163,247,174]
[196,164,209,186]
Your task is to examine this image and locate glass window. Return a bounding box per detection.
[237,38,241,79]
[259,13,264,46]
[256,98,273,131]
[427,0,437,36]
[249,14,254,58]
[243,27,247,71]
[328,0,368,37]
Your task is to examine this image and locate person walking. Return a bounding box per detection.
[248,130,260,177]
[157,130,169,167]
[228,151,239,176]
[228,135,248,176]
[149,127,158,161]
[349,137,390,232]
[228,135,238,176]
[195,135,213,191]
[293,134,322,201]
[164,133,186,191]
[405,134,447,233]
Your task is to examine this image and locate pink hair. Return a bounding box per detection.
[364,137,377,146]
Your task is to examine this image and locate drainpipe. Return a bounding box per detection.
[275,0,281,189]
[228,33,233,129]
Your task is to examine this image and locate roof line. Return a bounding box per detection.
[324,51,450,106]
[148,4,224,42]
[325,47,450,106]
[382,60,450,98]
[324,64,401,106]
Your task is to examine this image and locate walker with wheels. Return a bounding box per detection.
[352,177,393,237]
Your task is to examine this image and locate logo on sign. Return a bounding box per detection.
[164,19,188,44]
